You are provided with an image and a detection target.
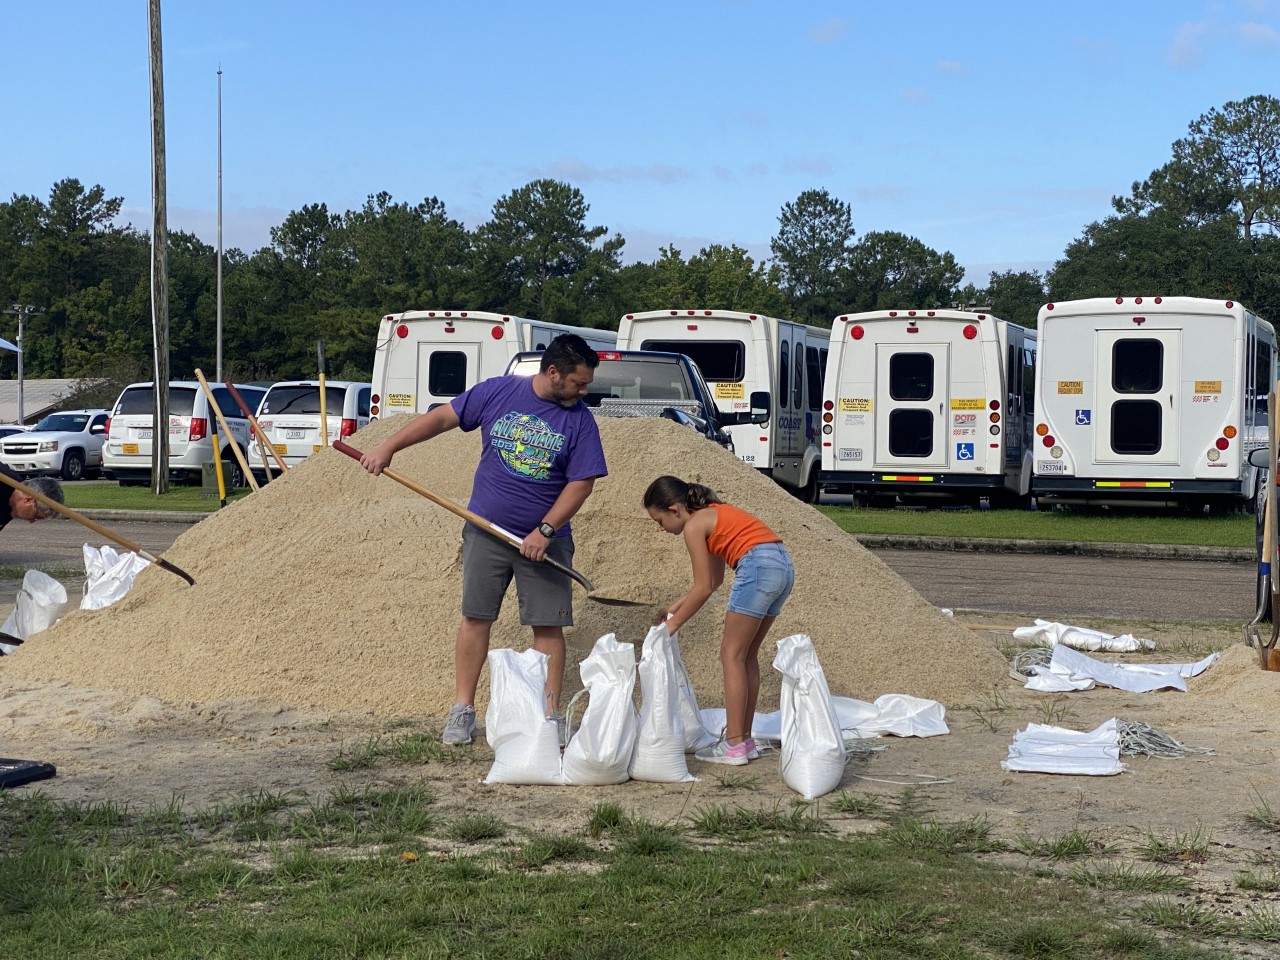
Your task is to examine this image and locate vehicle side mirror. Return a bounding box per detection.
[91,423,106,434]
[747,391,770,425]
[1249,447,1275,469]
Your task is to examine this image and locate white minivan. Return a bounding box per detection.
[103,381,268,487]
[246,380,371,482]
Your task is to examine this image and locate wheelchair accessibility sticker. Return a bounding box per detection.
[955,442,975,461]
[1075,409,1091,425]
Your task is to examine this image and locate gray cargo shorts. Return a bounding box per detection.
[460,523,575,626]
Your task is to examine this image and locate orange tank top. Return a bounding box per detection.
[705,503,781,569]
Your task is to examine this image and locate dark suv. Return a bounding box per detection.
[504,349,768,449]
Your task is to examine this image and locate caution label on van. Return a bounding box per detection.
[1057,381,1084,395]
[714,382,745,400]
[387,393,414,407]
[839,398,873,412]
[1194,380,1222,393]
[950,398,983,411]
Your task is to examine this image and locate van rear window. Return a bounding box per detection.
[116,387,196,417]
[640,340,744,381]
[428,353,469,397]
[260,386,346,416]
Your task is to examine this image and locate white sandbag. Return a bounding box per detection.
[561,633,639,786]
[482,648,563,785]
[774,634,846,800]
[629,624,696,783]
[81,544,151,611]
[670,627,716,751]
[1,570,69,648]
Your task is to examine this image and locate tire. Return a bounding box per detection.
[799,469,821,504]
[60,450,85,482]
[221,451,245,489]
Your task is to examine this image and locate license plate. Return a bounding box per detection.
[285,429,306,440]
[137,429,152,440]
[123,443,139,455]
[272,444,287,455]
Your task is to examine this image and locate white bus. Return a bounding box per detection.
[1032,296,1275,511]
[369,310,618,419]
[617,308,828,501]
[819,309,1037,507]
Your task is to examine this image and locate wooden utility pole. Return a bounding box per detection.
[148,0,171,494]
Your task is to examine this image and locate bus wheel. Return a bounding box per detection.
[799,471,821,504]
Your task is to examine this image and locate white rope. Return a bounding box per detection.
[1117,719,1215,759]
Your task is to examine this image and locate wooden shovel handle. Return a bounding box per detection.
[332,440,594,592]
[223,381,289,475]
[0,471,194,585]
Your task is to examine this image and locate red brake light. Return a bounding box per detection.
[989,399,1000,411]
[963,324,978,340]
[597,351,621,361]
[249,423,256,440]
[340,418,358,438]
[1216,437,1230,450]
[395,324,409,338]
[1042,435,1055,447]
[823,400,834,411]
[189,418,208,441]
[850,325,864,340]
[490,325,504,339]
[104,417,112,436]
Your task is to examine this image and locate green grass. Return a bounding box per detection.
[818,504,1253,548]
[2,787,1253,960]
[63,484,252,512]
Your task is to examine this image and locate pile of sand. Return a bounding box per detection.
[0,417,1008,716]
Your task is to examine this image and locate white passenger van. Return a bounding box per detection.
[617,309,827,501]
[819,309,1037,507]
[246,380,372,482]
[103,380,268,487]
[369,310,618,419]
[1032,296,1275,511]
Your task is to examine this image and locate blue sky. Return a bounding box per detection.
[3,1,1278,285]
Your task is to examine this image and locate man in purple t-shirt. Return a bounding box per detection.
[359,334,607,745]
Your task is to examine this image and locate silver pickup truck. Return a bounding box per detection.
[505,349,768,450]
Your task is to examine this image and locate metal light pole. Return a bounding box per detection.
[215,65,223,381]
[3,304,37,425]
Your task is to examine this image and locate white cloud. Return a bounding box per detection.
[529,158,692,185]
[1167,20,1210,68]
[1239,21,1280,51]
[738,108,770,129]
[854,185,907,203]
[937,60,967,76]
[711,165,735,182]
[899,86,931,103]
[781,157,833,176]
[806,17,848,44]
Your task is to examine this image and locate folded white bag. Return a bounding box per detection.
[82,544,151,611]
[629,624,696,783]
[774,634,846,800]
[483,648,563,785]
[562,633,639,786]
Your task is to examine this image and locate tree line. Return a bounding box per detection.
[2,95,1279,400]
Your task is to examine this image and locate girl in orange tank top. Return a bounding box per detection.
[643,475,795,766]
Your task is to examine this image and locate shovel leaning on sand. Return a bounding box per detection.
[0,472,195,585]
[332,440,641,606]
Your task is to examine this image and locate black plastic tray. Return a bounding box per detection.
[0,758,56,788]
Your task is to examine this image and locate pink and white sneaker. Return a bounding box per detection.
[695,740,751,766]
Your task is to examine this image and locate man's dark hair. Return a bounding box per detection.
[540,334,601,374]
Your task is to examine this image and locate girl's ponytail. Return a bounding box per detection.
[643,475,723,511]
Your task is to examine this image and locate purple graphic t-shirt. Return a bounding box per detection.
[451,375,607,538]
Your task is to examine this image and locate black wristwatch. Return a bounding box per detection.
[537,522,556,538]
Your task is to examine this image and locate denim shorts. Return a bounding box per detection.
[726,541,794,619]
